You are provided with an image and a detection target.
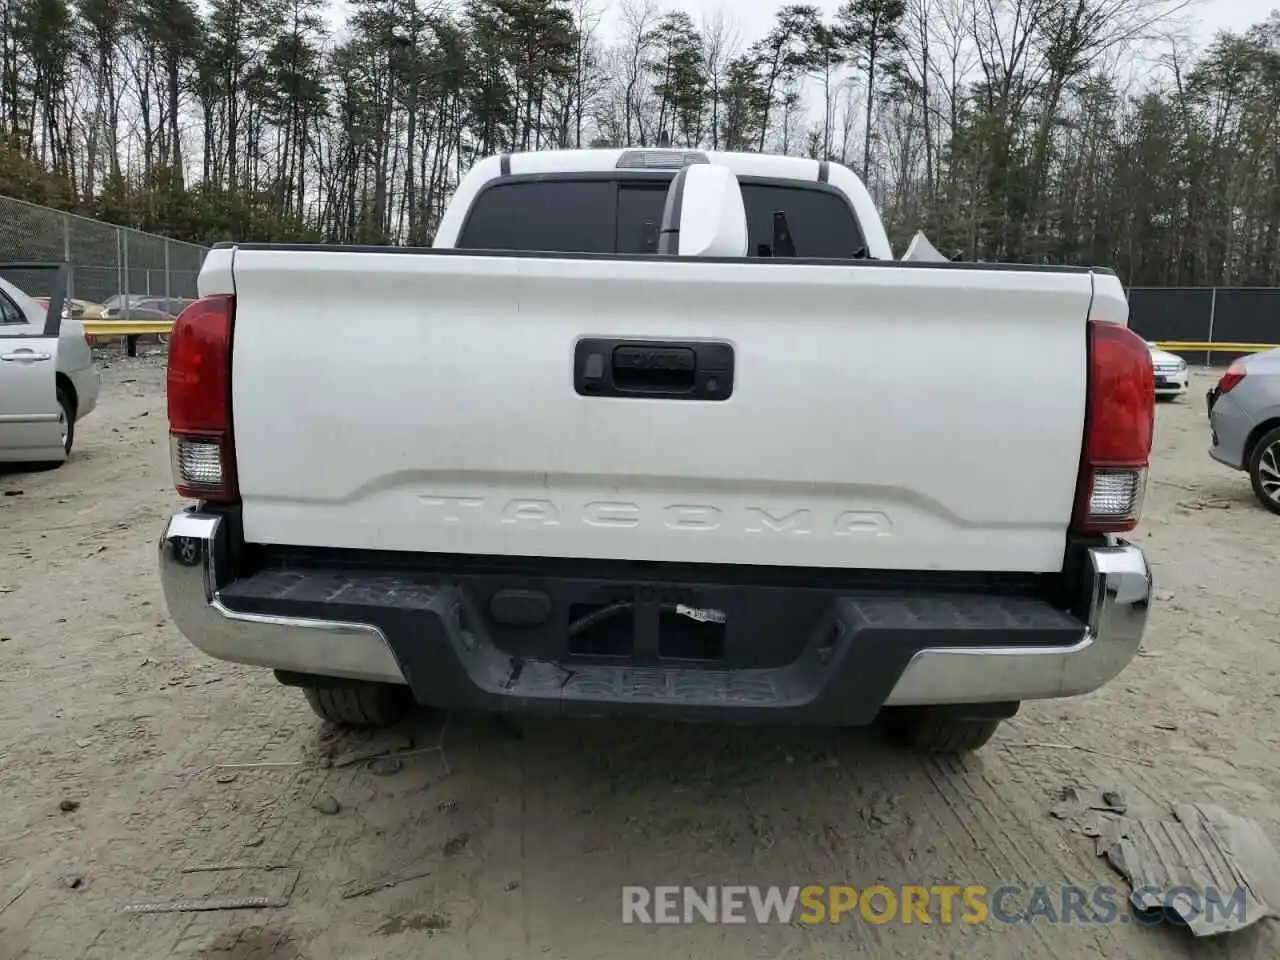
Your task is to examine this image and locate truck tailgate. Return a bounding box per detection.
[222,249,1093,572]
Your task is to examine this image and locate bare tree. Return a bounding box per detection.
[834,75,864,164]
[570,0,605,147]
[618,0,659,145]
[701,7,740,150]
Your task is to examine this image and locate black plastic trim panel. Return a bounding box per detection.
[220,563,1085,725]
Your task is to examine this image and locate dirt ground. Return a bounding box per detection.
[1,355,1278,960]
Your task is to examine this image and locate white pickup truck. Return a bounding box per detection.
[159,148,1154,753]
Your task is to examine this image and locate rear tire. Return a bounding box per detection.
[32,388,75,469]
[881,705,1009,754]
[1247,426,1280,516]
[57,387,75,456]
[301,681,413,728]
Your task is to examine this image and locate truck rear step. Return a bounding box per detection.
[219,566,1083,725]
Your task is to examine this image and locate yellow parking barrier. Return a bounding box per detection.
[81,320,174,337]
[82,319,174,357]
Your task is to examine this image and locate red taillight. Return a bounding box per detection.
[1070,319,1154,535]
[167,294,238,502]
[1218,361,1246,395]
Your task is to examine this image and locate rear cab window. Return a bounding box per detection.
[457,176,867,259]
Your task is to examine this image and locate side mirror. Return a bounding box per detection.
[658,164,748,258]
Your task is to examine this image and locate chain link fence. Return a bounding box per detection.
[0,195,208,307]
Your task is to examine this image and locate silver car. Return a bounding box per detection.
[100,294,191,322]
[0,276,100,463]
[1208,347,1280,513]
[1149,343,1190,399]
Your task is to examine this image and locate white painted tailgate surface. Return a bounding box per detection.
[226,250,1092,571]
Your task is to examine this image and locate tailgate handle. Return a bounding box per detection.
[612,345,695,393]
[575,339,734,401]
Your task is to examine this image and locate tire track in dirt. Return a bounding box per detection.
[913,753,1076,959]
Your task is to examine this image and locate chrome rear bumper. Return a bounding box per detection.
[159,512,405,684]
[885,543,1150,704]
[160,511,1151,711]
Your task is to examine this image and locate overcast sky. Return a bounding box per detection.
[590,0,1278,46]
[327,1,1280,46]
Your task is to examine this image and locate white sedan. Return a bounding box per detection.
[0,275,100,464]
[1149,342,1189,400]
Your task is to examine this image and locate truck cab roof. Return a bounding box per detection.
[432,148,894,261]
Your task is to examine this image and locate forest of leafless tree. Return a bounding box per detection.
[2,0,1279,284]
